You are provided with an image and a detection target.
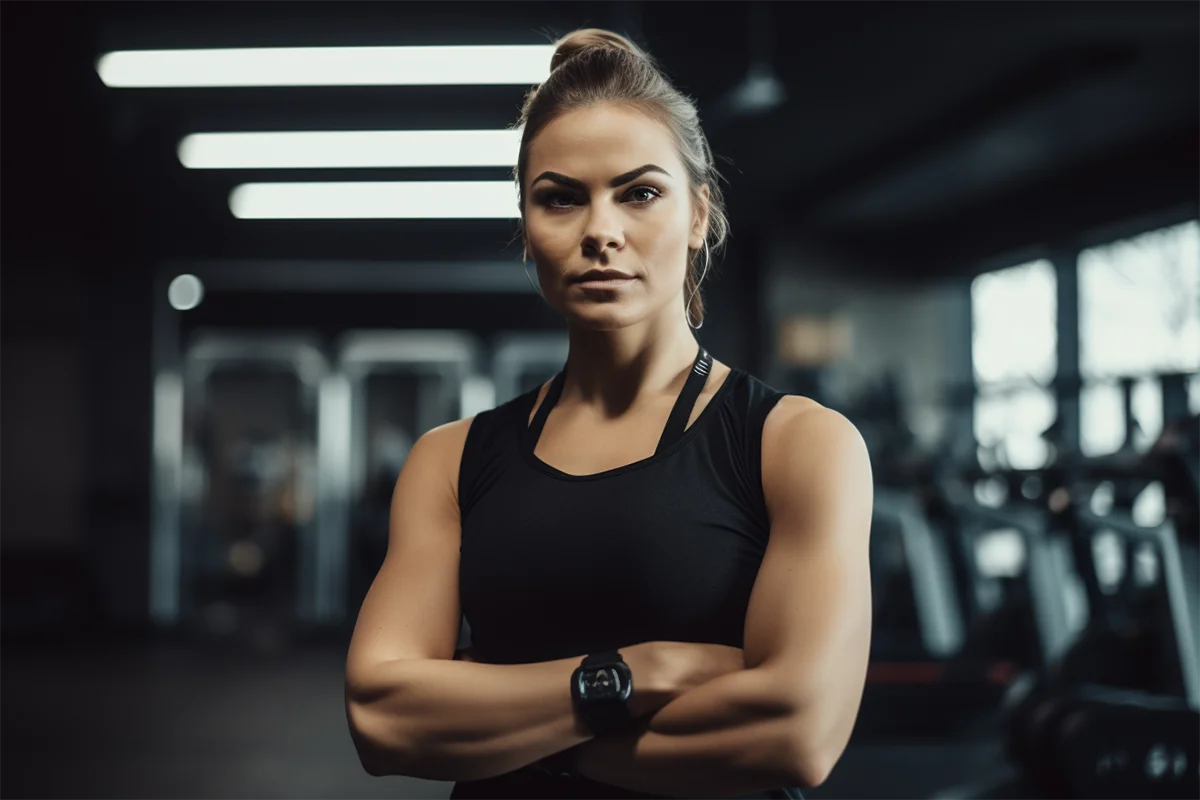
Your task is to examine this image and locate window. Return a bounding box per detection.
[972,259,1057,469]
[1079,220,1200,456]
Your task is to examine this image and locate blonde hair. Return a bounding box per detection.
[515,28,729,327]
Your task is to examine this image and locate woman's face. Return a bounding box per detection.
[522,102,708,330]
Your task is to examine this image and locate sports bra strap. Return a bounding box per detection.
[655,346,712,454]
[526,369,566,446]
[526,345,713,454]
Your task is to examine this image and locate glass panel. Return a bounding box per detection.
[1079,220,1200,379]
[971,259,1057,385]
[1078,220,1199,455]
[972,260,1057,468]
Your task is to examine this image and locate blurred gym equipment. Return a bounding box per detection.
[492,332,570,405]
[337,331,484,619]
[168,333,327,646]
[849,366,1067,740]
[861,474,1076,739]
[931,373,1200,799]
[939,510,1198,799]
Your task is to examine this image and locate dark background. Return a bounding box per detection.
[2,2,1197,798]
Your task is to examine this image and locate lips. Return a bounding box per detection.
[573,269,636,283]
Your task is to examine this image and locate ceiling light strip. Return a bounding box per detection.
[97,45,554,88]
[180,129,522,169]
[229,181,520,219]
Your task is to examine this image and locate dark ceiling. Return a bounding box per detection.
[2,0,1197,283]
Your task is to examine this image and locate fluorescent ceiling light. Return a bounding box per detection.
[179,129,522,169]
[229,181,520,219]
[96,45,554,88]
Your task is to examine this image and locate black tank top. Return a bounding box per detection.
[451,346,802,799]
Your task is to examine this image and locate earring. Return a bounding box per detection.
[685,242,711,330]
[523,259,544,299]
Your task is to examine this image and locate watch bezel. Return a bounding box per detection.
[576,662,632,702]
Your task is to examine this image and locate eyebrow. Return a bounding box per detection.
[531,164,671,191]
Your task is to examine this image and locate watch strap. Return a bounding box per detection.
[572,650,634,736]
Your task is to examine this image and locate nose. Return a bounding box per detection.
[581,203,624,258]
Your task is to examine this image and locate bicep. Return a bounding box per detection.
[345,417,472,696]
[742,403,874,691]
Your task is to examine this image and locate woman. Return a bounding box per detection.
[345,29,873,800]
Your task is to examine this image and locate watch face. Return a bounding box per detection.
[582,666,626,700]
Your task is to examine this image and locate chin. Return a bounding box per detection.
[562,303,641,331]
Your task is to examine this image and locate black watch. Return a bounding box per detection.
[570,651,634,736]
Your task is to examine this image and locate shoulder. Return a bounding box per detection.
[416,414,476,451]
[759,396,872,511]
[408,416,476,476]
[408,407,511,501]
[762,394,836,436]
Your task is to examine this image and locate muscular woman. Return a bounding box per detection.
[346,28,873,799]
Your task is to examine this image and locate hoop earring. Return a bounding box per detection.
[523,258,544,299]
[685,242,711,331]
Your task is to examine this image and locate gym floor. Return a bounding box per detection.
[1,638,1009,800]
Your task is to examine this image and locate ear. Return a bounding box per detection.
[689,184,711,251]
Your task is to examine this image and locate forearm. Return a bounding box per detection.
[570,668,803,797]
[346,644,666,782]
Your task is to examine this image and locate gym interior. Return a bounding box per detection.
[2,2,1197,798]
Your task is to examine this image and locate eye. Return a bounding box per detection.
[625,185,663,205]
[541,191,578,210]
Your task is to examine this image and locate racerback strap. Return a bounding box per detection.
[655,346,712,454]
[526,369,566,446]
[527,345,713,455]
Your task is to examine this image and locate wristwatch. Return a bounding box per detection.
[570,651,634,736]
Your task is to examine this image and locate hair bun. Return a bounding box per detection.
[550,28,649,72]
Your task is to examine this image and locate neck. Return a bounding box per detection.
[561,311,700,413]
